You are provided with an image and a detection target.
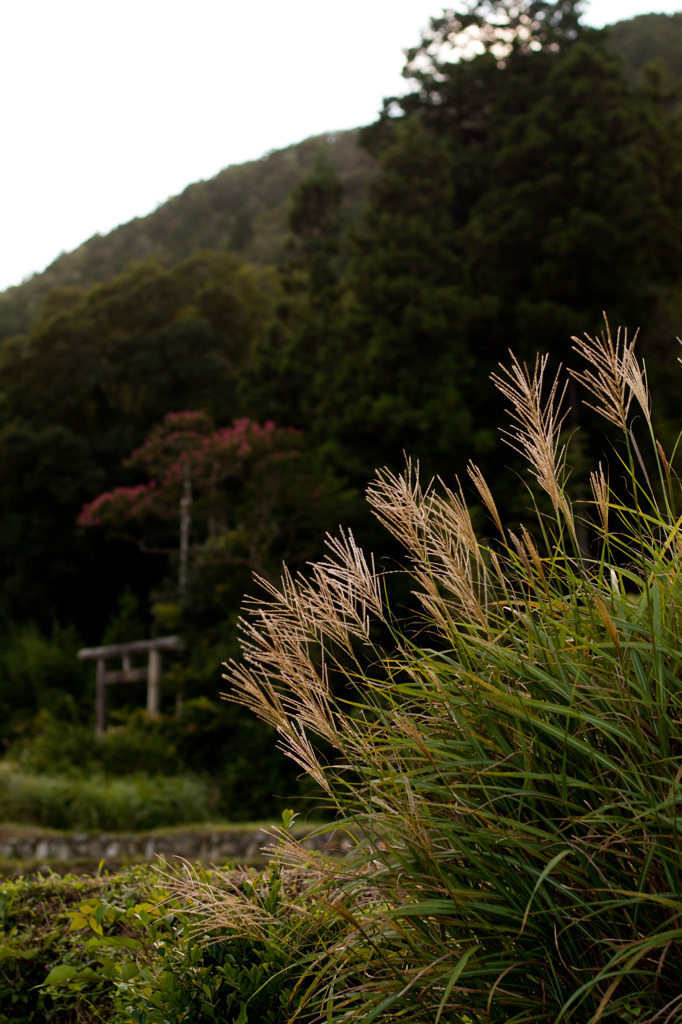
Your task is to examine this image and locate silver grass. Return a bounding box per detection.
[367,461,489,627]
[571,317,650,429]
[590,462,610,534]
[491,352,575,534]
[468,461,505,538]
[189,328,682,1023]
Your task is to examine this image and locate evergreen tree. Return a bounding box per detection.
[345,119,481,479]
[344,0,682,494]
[241,153,349,435]
[287,151,344,304]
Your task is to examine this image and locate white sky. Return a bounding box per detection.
[1,0,680,292]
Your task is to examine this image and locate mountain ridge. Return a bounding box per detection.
[1,10,680,344]
[0,129,376,342]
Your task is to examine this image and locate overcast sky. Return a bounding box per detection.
[1,0,680,292]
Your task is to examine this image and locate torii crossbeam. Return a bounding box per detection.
[77,636,184,735]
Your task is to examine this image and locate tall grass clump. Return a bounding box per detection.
[177,323,682,1022]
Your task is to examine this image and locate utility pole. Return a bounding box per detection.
[178,472,193,605]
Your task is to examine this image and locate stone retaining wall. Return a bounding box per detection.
[0,826,352,871]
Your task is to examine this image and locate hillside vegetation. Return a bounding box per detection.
[607,10,682,79]
[0,131,375,342]
[0,11,679,345]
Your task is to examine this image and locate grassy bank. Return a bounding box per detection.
[0,764,218,831]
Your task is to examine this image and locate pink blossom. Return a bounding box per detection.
[79,411,303,533]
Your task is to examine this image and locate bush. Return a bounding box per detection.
[8,820,341,1024]
[8,710,180,777]
[0,624,88,747]
[0,766,217,830]
[173,324,682,1021]
[0,864,160,1024]
[121,831,342,1024]
[7,700,319,822]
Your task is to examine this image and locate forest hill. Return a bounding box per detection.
[0,1,680,787]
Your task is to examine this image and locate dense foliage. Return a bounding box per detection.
[5,700,317,824]
[608,10,682,80]
[0,842,341,1024]
[0,864,159,1023]
[0,1,680,829]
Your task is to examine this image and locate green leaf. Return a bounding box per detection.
[43,964,79,985]
[281,808,296,830]
[119,961,140,982]
[94,902,111,925]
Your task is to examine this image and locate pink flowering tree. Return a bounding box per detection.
[79,411,304,602]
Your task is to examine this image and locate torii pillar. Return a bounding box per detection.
[77,636,184,735]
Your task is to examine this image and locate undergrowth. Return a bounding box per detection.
[0,766,217,831]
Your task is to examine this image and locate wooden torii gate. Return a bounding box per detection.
[77,636,184,736]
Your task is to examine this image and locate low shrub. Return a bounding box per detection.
[120,831,342,1024]
[2,817,340,1024]
[9,700,317,821]
[0,864,160,1024]
[167,325,682,1022]
[0,766,217,831]
[8,710,180,777]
